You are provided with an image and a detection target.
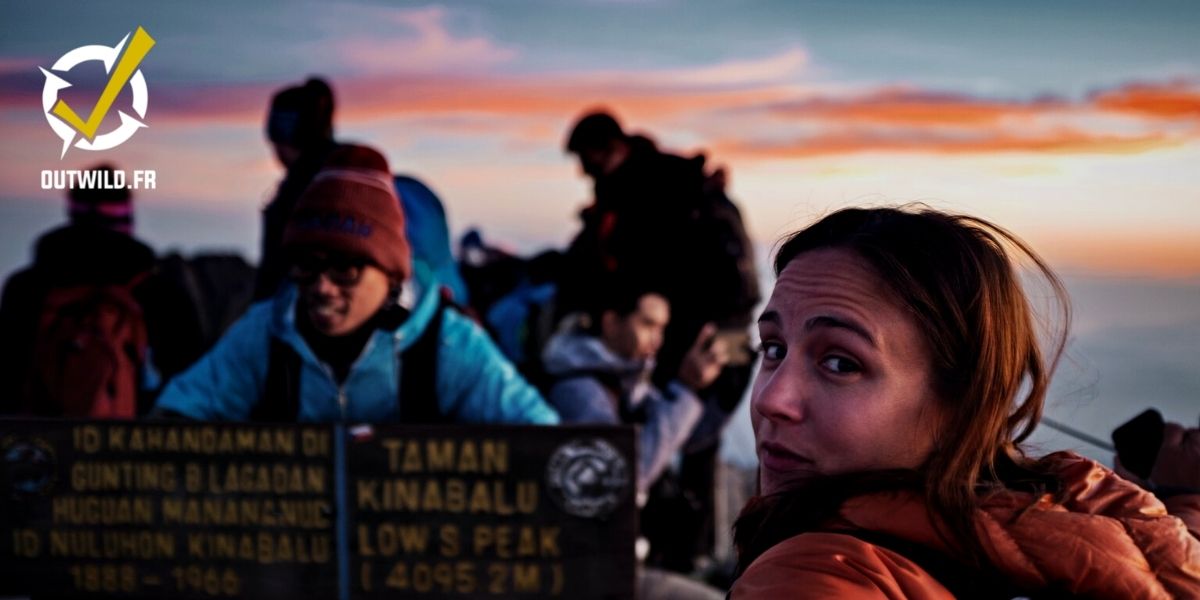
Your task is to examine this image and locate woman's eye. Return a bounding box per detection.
[820,355,861,375]
[760,342,786,362]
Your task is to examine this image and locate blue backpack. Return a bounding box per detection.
[393,175,469,303]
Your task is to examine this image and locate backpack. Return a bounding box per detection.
[26,278,149,418]
[687,182,760,328]
[394,174,470,304]
[156,252,256,351]
[485,280,557,374]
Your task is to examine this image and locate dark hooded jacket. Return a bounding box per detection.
[560,136,722,382]
[254,140,338,300]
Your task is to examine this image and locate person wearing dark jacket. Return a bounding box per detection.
[0,165,194,415]
[560,111,709,363]
[562,109,759,572]
[542,288,727,498]
[255,77,339,300]
[543,285,728,600]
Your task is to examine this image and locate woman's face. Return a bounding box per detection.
[293,252,392,336]
[601,293,670,362]
[752,247,942,495]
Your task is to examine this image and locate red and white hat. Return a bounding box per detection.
[282,144,411,281]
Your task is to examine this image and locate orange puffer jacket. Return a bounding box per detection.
[732,453,1200,599]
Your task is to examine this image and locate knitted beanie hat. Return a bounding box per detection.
[266,77,334,149]
[282,144,411,281]
[68,163,133,235]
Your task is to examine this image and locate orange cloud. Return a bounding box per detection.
[4,50,1197,163]
[1091,81,1200,119]
[128,76,1200,162]
[762,87,1062,127]
[1041,232,1200,278]
[755,82,1200,130]
[710,81,1199,159]
[714,129,1181,159]
[134,72,793,131]
[342,76,792,120]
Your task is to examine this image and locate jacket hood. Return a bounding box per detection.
[541,330,653,395]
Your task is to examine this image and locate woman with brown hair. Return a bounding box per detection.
[731,207,1199,598]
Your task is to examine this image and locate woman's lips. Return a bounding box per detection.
[308,303,343,328]
[758,441,815,474]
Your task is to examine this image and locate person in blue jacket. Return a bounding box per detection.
[154,144,558,425]
[541,285,728,498]
[541,285,729,600]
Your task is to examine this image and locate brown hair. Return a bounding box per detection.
[735,205,1071,571]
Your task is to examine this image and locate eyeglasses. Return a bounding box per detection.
[289,254,367,287]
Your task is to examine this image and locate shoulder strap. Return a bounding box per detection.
[254,337,302,422]
[397,295,449,424]
[255,293,454,424]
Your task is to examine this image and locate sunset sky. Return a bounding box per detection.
[1,0,1198,279]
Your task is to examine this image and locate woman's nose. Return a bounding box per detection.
[752,362,805,423]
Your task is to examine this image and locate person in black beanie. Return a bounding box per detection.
[255,77,339,300]
[0,164,198,416]
[561,109,761,576]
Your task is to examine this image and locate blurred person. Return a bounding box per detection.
[256,78,471,309]
[562,109,761,571]
[1115,418,1200,537]
[256,77,338,300]
[560,109,759,376]
[153,145,557,425]
[730,207,1199,598]
[0,164,193,417]
[542,285,727,497]
[543,285,730,600]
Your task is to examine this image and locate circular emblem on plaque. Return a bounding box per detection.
[545,438,629,519]
[2,437,57,499]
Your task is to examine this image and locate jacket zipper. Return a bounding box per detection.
[318,336,376,421]
[313,362,346,420]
